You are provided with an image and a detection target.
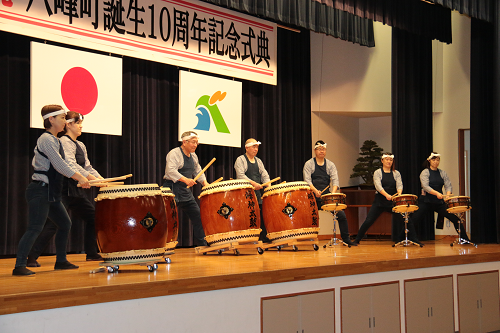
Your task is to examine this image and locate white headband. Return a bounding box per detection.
[427,153,441,160]
[314,143,327,149]
[42,109,66,120]
[66,114,83,123]
[382,154,394,159]
[182,132,199,141]
[245,141,261,147]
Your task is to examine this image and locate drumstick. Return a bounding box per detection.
[89,174,133,184]
[261,177,280,187]
[280,181,287,184]
[78,181,125,187]
[188,158,216,188]
[320,186,329,194]
[211,177,223,184]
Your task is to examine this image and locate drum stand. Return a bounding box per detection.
[393,211,421,248]
[323,210,350,248]
[450,213,477,248]
[195,240,265,255]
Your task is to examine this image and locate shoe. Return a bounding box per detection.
[27,256,41,267]
[86,254,103,261]
[13,267,35,276]
[54,261,79,270]
[343,238,358,246]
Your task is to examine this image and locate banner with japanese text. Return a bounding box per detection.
[0,0,277,85]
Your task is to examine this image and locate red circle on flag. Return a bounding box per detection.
[61,67,98,115]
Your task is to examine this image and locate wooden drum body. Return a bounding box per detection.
[445,196,471,213]
[321,193,347,211]
[95,184,169,264]
[262,181,320,242]
[161,187,179,251]
[199,180,261,246]
[392,194,419,213]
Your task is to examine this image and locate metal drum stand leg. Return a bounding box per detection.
[393,212,420,247]
[450,213,477,247]
[324,210,349,248]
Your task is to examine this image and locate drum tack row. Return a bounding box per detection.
[94,182,474,273]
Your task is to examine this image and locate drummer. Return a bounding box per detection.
[13,105,90,276]
[411,152,470,241]
[303,140,356,246]
[234,138,271,242]
[353,152,421,245]
[163,131,209,247]
[27,111,104,267]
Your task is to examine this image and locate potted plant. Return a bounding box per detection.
[350,140,384,188]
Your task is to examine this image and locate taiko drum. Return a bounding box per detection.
[445,196,471,213]
[262,181,320,242]
[321,193,347,211]
[95,184,169,264]
[392,194,419,213]
[199,180,261,246]
[161,187,179,251]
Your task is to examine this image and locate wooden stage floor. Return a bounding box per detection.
[1,237,500,315]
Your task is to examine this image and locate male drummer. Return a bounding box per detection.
[303,140,356,246]
[234,138,271,242]
[163,131,209,247]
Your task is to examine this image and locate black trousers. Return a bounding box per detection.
[29,195,99,259]
[355,196,419,243]
[412,199,469,240]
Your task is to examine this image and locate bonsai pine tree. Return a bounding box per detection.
[350,140,384,186]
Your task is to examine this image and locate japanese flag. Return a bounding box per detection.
[30,42,122,135]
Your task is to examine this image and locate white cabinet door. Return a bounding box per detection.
[405,279,432,333]
[342,286,373,333]
[478,272,500,333]
[301,291,335,333]
[262,296,300,333]
[371,283,400,333]
[428,277,454,333]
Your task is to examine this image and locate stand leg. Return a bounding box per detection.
[324,210,350,248]
[393,212,421,248]
[450,213,477,247]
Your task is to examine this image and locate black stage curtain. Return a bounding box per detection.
[312,0,452,43]
[0,27,311,255]
[202,0,375,47]
[391,28,434,241]
[426,0,493,22]
[470,16,500,243]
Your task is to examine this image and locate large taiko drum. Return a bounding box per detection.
[199,180,261,246]
[445,196,471,213]
[321,193,347,211]
[161,187,179,251]
[392,194,419,213]
[262,181,320,242]
[95,184,169,264]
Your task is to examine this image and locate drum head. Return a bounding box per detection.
[321,203,347,211]
[447,206,471,213]
[392,205,419,213]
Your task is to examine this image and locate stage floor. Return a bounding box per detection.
[2,237,500,315]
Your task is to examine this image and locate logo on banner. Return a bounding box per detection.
[179,71,241,148]
[194,91,230,133]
